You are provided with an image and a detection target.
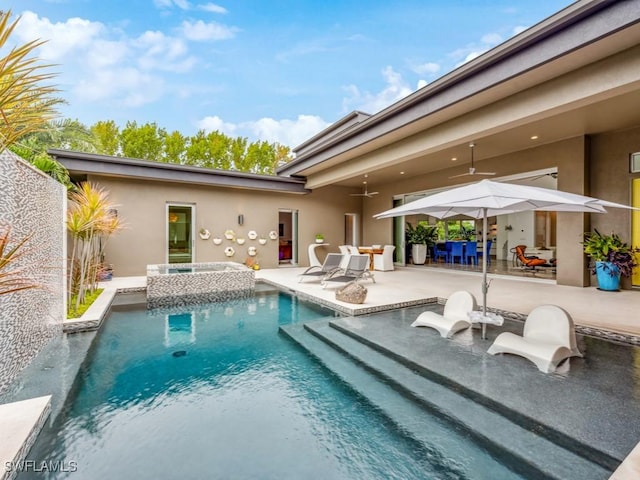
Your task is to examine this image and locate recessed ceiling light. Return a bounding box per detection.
[531,135,539,140]
[364,173,369,178]
[451,157,457,162]
[400,171,405,175]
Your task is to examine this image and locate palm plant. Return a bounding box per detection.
[0,225,37,295]
[0,10,63,153]
[67,182,122,312]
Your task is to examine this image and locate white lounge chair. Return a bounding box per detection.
[298,253,343,283]
[373,245,395,271]
[487,304,583,373]
[411,291,477,338]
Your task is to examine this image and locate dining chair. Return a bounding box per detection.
[449,242,465,264]
[433,243,449,263]
[477,239,493,265]
[465,241,478,265]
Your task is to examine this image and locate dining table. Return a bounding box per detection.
[358,246,383,270]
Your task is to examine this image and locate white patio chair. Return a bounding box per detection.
[487,304,582,373]
[373,245,395,271]
[410,291,477,338]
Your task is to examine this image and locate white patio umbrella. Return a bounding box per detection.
[374,179,634,338]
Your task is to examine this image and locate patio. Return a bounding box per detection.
[256,265,640,340]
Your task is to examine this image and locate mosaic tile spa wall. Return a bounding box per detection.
[0,151,66,394]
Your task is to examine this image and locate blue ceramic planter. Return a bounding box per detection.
[595,261,620,291]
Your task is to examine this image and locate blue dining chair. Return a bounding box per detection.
[449,242,465,264]
[465,241,478,265]
[477,239,493,265]
[433,243,449,263]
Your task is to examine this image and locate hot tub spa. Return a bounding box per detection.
[146,262,255,308]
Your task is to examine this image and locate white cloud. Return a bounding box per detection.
[198,114,330,148]
[181,20,238,41]
[154,0,191,9]
[198,3,228,14]
[75,67,164,107]
[417,79,428,89]
[198,115,238,136]
[513,25,529,35]
[451,30,505,67]
[13,11,104,61]
[342,66,414,115]
[411,61,440,76]
[132,30,196,72]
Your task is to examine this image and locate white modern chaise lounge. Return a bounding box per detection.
[487,304,582,373]
[410,291,477,338]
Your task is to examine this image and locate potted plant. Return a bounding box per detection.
[406,222,438,265]
[315,233,325,244]
[582,229,639,291]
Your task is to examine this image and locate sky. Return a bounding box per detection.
[4,0,574,149]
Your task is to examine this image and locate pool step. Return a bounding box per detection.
[280,319,610,480]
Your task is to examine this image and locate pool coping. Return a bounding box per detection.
[0,395,51,480]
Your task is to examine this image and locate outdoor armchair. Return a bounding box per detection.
[410,290,477,338]
[487,304,582,373]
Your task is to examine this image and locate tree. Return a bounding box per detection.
[119,121,165,160]
[0,10,63,153]
[91,120,120,156]
[163,130,186,164]
[67,182,123,313]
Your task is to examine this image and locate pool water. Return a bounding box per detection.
[20,291,524,479]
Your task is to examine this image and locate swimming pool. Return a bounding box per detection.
[19,290,525,479]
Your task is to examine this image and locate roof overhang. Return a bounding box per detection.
[49,149,310,194]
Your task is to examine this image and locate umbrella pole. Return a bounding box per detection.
[482,209,488,339]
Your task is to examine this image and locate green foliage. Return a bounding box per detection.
[120,121,165,160]
[582,229,639,278]
[0,225,38,295]
[0,10,64,152]
[91,120,119,155]
[31,153,72,189]
[163,130,187,164]
[406,222,438,246]
[67,288,103,319]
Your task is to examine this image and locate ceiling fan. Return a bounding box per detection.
[529,171,558,181]
[350,182,379,198]
[449,142,496,178]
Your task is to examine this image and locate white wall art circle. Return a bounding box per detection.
[269,230,278,240]
[224,246,235,257]
[247,230,258,240]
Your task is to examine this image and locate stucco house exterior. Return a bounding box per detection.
[52,0,640,288]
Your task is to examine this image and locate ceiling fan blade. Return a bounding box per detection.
[368,191,379,195]
[475,172,496,176]
[449,172,471,179]
[350,193,367,196]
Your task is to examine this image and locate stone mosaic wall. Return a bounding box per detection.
[147,262,255,308]
[0,151,66,394]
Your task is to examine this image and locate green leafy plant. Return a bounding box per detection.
[582,229,639,277]
[315,233,324,240]
[0,225,38,295]
[405,222,438,246]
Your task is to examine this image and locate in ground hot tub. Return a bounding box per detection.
[147,262,255,308]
